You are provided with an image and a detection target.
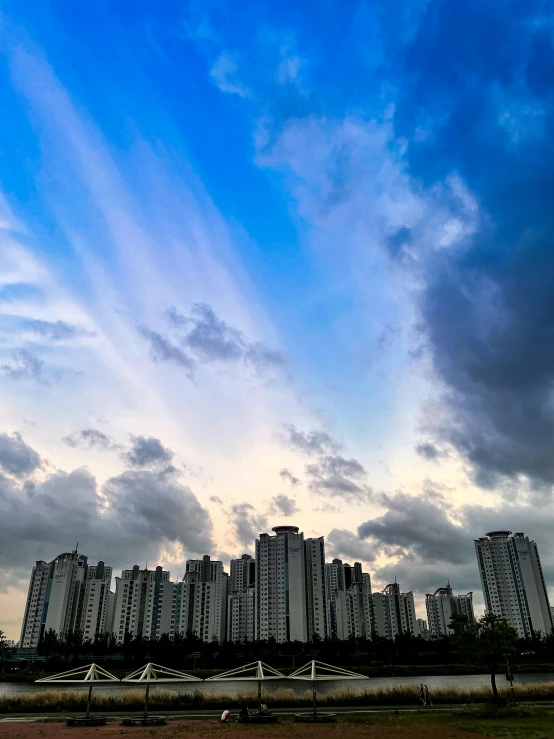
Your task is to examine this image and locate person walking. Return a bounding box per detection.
[424,685,432,706]
[418,684,426,706]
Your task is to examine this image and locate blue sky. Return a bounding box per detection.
[1,0,554,638]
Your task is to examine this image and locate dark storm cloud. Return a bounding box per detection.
[141,304,286,379]
[0,432,40,477]
[268,494,298,517]
[0,349,44,382]
[229,503,268,547]
[356,481,554,597]
[279,468,300,486]
[415,442,445,461]
[0,452,214,582]
[326,528,376,565]
[123,435,174,468]
[384,0,554,489]
[280,424,340,456]
[63,429,121,451]
[358,490,469,565]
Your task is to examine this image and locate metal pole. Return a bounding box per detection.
[86,684,92,719]
[144,682,150,719]
[313,680,317,719]
[258,679,262,714]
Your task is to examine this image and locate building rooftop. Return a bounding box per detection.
[271,525,300,535]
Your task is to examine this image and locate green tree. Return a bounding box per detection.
[451,613,517,701]
[476,613,518,700]
[38,629,61,658]
[0,630,13,660]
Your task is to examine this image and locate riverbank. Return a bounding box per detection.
[3,681,554,714]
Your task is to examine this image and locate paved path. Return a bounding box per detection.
[3,702,554,722]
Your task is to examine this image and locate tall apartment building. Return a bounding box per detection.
[256,525,307,642]
[305,537,328,639]
[79,562,114,640]
[475,531,553,638]
[20,551,114,649]
[186,557,228,642]
[112,565,171,642]
[326,559,372,640]
[21,560,51,649]
[229,555,256,592]
[371,583,419,638]
[227,555,256,642]
[171,556,228,642]
[425,585,475,637]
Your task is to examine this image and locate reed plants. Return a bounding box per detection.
[3,681,554,714]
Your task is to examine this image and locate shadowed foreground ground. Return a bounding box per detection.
[0,717,494,739]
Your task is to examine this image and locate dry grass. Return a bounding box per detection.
[2,680,554,713]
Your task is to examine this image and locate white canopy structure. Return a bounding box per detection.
[288,660,367,718]
[206,661,285,713]
[121,663,201,719]
[36,663,119,719]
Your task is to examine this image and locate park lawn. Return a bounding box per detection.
[415,709,554,738]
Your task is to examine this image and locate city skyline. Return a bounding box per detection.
[21,525,554,648]
[2,1,554,646]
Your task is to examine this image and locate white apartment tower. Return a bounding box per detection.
[20,551,112,649]
[112,566,170,642]
[79,562,114,640]
[256,525,307,642]
[21,560,51,649]
[475,531,553,638]
[172,556,228,642]
[371,583,419,638]
[186,557,228,642]
[305,537,328,639]
[425,585,475,637]
[227,555,256,642]
[326,560,372,640]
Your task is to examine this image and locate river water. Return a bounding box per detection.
[1,672,554,698]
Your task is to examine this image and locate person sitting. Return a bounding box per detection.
[220,709,232,723]
[260,703,269,715]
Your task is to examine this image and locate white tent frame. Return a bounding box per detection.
[206,661,285,714]
[121,663,201,719]
[36,663,119,718]
[288,660,367,717]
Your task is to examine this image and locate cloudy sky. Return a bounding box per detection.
[1,1,554,640]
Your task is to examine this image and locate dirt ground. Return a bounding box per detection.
[0,718,492,739]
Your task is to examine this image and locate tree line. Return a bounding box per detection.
[24,614,552,677]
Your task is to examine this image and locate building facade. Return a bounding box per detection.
[112,565,170,642]
[20,551,101,649]
[371,583,419,638]
[305,537,328,639]
[79,562,114,640]
[227,555,256,642]
[425,585,474,637]
[475,531,553,638]
[256,525,307,642]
